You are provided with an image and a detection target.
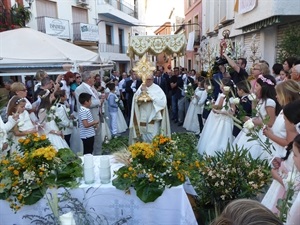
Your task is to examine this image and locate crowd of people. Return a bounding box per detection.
[1,53,300,223]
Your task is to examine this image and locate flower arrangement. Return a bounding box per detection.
[112,134,190,203]
[183,83,195,100]
[190,145,270,219]
[17,133,51,153]
[0,134,83,211]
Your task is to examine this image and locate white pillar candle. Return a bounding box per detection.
[99,166,111,184]
[84,154,94,168]
[59,211,76,225]
[84,166,95,184]
[100,156,110,168]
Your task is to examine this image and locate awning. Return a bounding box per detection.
[128,33,186,57]
[242,16,281,32]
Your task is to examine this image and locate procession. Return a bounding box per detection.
[0,0,300,224]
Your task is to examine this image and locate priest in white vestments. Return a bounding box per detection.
[129,73,171,144]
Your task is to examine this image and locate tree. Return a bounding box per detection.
[277,25,300,62]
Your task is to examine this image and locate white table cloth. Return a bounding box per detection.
[0,156,198,225]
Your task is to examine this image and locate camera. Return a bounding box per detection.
[215,56,228,66]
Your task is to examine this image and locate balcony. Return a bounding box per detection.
[98,43,128,54]
[104,0,136,18]
[98,0,139,26]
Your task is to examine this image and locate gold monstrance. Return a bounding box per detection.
[133,55,156,104]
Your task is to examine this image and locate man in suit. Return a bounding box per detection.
[154,70,167,95]
[75,71,102,155]
[125,71,142,123]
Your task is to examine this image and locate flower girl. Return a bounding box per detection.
[7,96,37,152]
[281,100,300,224]
[183,77,206,134]
[54,90,74,147]
[261,80,300,213]
[37,90,69,150]
[0,110,18,153]
[197,78,235,156]
[232,75,281,159]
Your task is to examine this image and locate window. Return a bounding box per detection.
[36,0,57,17]
[72,6,88,23]
[106,25,113,45]
[118,29,124,53]
[194,15,199,31]
[188,59,192,71]
[187,20,192,34]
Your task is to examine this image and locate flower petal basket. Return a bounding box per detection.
[112,135,190,203]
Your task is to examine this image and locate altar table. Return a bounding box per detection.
[0,156,198,225]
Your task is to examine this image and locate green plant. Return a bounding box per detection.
[10,4,32,27]
[112,134,190,203]
[190,145,271,223]
[277,25,300,63]
[102,136,129,154]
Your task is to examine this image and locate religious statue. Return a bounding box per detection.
[132,55,156,104]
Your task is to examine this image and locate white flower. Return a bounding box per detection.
[184,90,188,93]
[18,121,24,127]
[232,97,240,105]
[50,106,56,111]
[207,85,212,90]
[206,101,210,105]
[188,83,192,86]
[221,195,226,200]
[248,93,257,101]
[0,130,5,137]
[243,119,255,130]
[223,86,230,92]
[66,108,70,113]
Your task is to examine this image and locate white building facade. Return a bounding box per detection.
[22,0,145,74]
[202,0,300,70]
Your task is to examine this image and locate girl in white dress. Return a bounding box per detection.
[183,77,205,134]
[261,80,300,213]
[197,78,235,156]
[0,111,18,154]
[100,89,112,142]
[8,82,39,123]
[282,100,300,224]
[37,90,69,150]
[7,97,37,153]
[112,79,128,134]
[54,90,74,147]
[232,75,281,159]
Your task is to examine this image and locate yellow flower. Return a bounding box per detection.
[1,159,9,165]
[8,166,14,171]
[18,138,25,143]
[128,167,133,171]
[17,194,23,200]
[33,138,39,142]
[13,170,19,176]
[24,139,30,145]
[123,174,128,178]
[40,134,47,140]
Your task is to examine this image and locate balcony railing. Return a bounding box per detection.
[104,0,137,19]
[99,43,128,54]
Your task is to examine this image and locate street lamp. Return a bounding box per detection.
[25,0,34,9]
